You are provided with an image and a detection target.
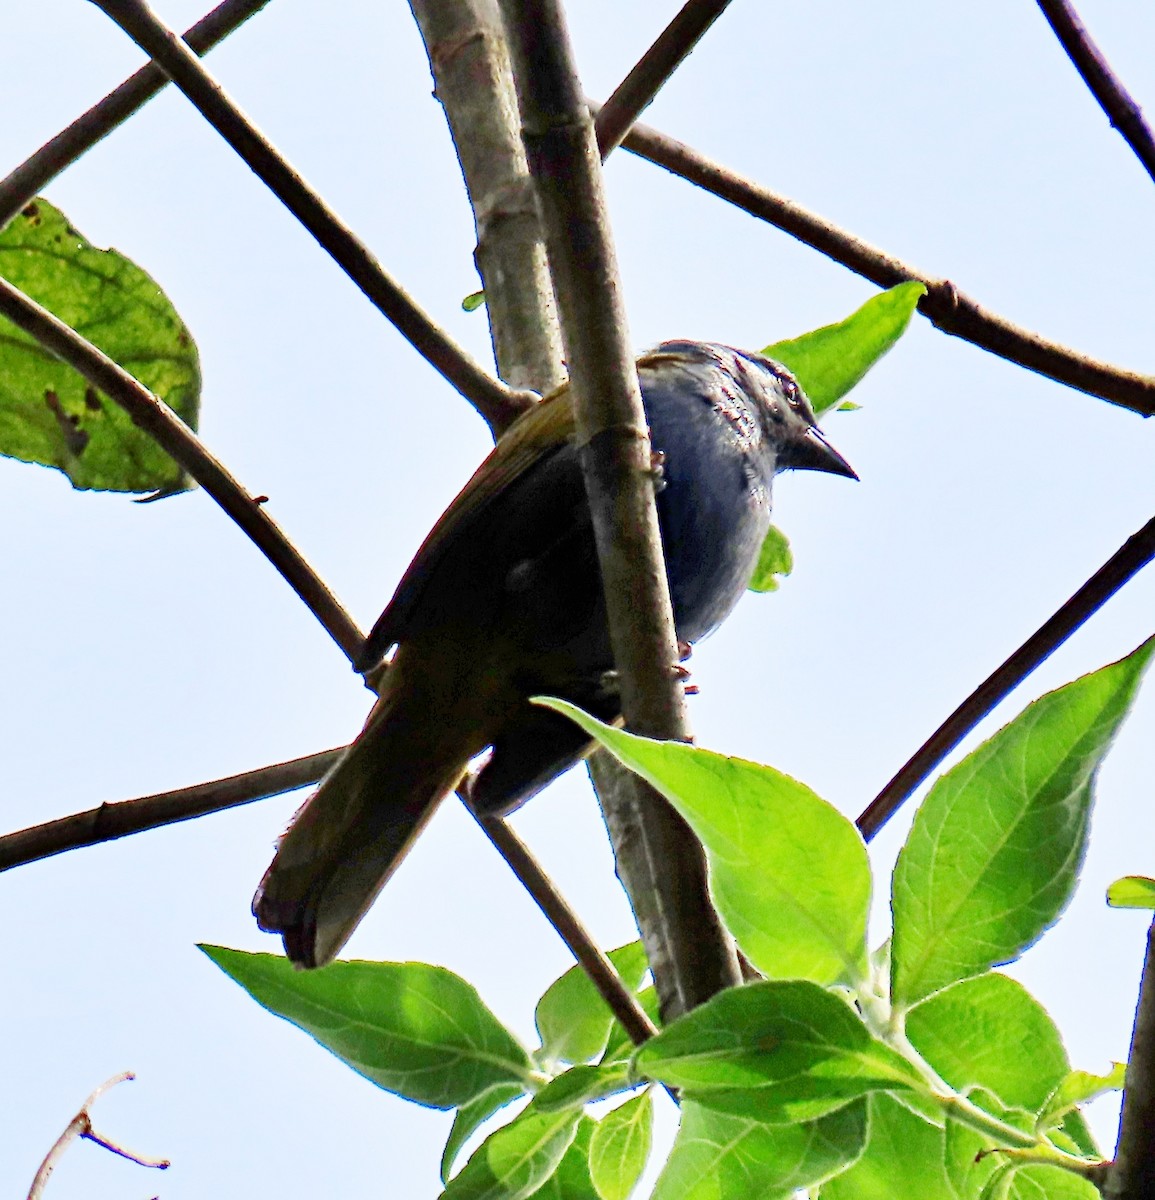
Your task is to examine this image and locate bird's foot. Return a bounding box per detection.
[648,448,667,493]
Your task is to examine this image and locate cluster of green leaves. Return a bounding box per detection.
[0,198,200,493]
[206,635,1154,1200]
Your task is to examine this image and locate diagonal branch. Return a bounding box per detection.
[594,0,734,157]
[0,748,342,873]
[87,0,533,436]
[28,1072,167,1200]
[858,511,1155,840]
[612,117,1155,417]
[1036,0,1155,187]
[500,0,740,1020]
[0,0,272,232]
[1107,916,1155,1199]
[407,0,566,404]
[476,816,657,1045]
[0,277,364,660]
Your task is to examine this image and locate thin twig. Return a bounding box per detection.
[87,0,533,436]
[594,0,733,157]
[0,0,272,232]
[28,1072,168,1200]
[500,0,741,1020]
[1107,916,1155,1199]
[612,117,1155,417]
[857,512,1155,840]
[476,815,657,1045]
[1036,0,1155,187]
[0,748,340,873]
[0,277,364,661]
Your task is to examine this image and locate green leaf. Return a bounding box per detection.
[601,987,661,1066]
[0,199,200,492]
[443,1084,527,1182]
[442,1102,581,1200]
[530,1115,598,1200]
[589,1091,653,1200]
[1006,1166,1100,1200]
[534,1065,632,1114]
[762,281,924,416]
[823,1093,955,1200]
[463,290,486,312]
[1107,876,1155,908]
[536,942,650,1065]
[891,638,1155,1009]
[201,946,532,1108]
[633,980,921,1123]
[906,973,1070,1113]
[1036,1064,1125,1134]
[535,702,870,986]
[945,1102,1099,1200]
[652,1098,867,1200]
[748,525,793,593]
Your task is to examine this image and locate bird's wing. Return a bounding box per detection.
[358,383,578,668]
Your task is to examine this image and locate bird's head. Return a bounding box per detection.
[655,340,858,481]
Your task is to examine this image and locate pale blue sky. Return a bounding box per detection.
[3,1,1154,1195]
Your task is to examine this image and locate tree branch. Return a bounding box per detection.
[612,117,1155,417]
[0,277,364,661]
[408,0,566,405]
[594,0,734,157]
[87,0,534,436]
[476,816,657,1045]
[500,0,740,1020]
[27,1073,168,1200]
[857,511,1155,840]
[1036,0,1155,187]
[1107,916,1155,1199]
[0,0,272,232]
[0,748,341,873]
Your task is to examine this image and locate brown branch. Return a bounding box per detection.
[0,277,364,661]
[1107,916,1155,1199]
[0,748,340,873]
[595,0,734,157]
[1036,0,1155,188]
[28,1073,168,1200]
[408,0,566,405]
[87,0,534,436]
[857,512,1155,840]
[0,0,272,232]
[476,816,657,1045]
[613,117,1155,417]
[500,0,740,1020]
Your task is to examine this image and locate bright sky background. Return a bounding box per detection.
[3,1,1155,1195]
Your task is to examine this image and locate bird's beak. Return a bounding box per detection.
[787,425,858,480]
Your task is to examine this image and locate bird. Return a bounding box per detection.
[254,341,856,967]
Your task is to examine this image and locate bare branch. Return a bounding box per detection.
[595,0,734,157]
[0,277,364,661]
[476,815,657,1045]
[1107,917,1155,1199]
[408,0,566,405]
[0,748,340,873]
[28,1073,168,1200]
[858,512,1155,840]
[87,0,534,436]
[1036,0,1155,187]
[613,117,1155,417]
[500,0,740,1020]
[0,0,272,232]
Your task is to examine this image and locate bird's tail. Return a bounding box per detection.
[253,669,473,968]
